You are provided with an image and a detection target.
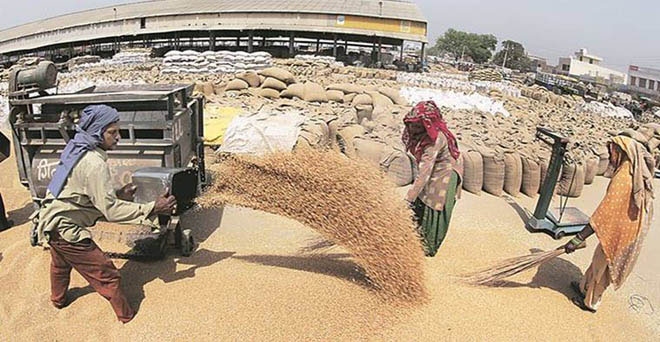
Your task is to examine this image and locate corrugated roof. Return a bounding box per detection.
[0,0,426,42]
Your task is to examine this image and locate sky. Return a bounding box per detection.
[1,0,659,72]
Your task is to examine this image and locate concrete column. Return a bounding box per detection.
[421,42,426,61]
[209,31,216,51]
[262,36,266,47]
[333,34,338,57]
[377,37,382,63]
[289,32,295,57]
[316,38,320,53]
[236,36,240,49]
[344,40,348,53]
[400,40,404,61]
[248,31,254,53]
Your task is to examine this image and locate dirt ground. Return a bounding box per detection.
[0,131,658,340]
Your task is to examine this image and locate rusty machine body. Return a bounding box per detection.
[8,61,206,258]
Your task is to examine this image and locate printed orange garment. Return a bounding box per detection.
[589,136,654,289]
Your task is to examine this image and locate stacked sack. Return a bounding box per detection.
[108,49,151,66]
[162,50,273,74]
[68,55,101,71]
[469,68,503,82]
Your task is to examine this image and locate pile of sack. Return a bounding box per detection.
[469,68,503,82]
[294,54,342,66]
[397,72,521,97]
[577,101,635,120]
[162,50,273,74]
[400,87,512,117]
[68,55,101,71]
[107,49,151,66]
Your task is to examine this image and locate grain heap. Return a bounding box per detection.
[67,55,102,71]
[199,149,427,303]
[469,68,503,82]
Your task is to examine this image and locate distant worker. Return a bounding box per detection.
[563,136,654,312]
[34,105,176,323]
[403,101,463,256]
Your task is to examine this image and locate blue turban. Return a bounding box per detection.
[48,105,120,198]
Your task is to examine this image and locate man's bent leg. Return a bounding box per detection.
[48,240,72,308]
[51,237,135,323]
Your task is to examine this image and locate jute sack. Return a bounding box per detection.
[336,124,366,158]
[258,67,295,84]
[356,105,374,123]
[344,93,357,104]
[261,77,287,91]
[327,83,364,94]
[503,151,523,197]
[378,87,408,106]
[326,119,340,151]
[619,129,649,144]
[352,94,373,106]
[281,83,304,99]
[479,147,505,197]
[361,119,377,133]
[595,145,609,175]
[584,156,599,185]
[367,91,394,108]
[237,71,261,87]
[558,161,585,198]
[303,82,328,103]
[647,137,660,152]
[353,137,414,186]
[297,119,330,148]
[461,145,483,194]
[258,88,280,99]
[538,155,549,191]
[326,90,344,103]
[521,156,541,197]
[226,79,249,91]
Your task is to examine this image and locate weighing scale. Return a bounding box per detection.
[526,127,590,239]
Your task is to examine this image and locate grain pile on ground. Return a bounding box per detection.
[198,149,427,303]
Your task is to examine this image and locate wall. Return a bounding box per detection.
[629,66,660,97]
[568,59,626,85]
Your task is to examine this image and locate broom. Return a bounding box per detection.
[461,244,582,286]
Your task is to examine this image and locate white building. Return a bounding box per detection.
[557,48,626,85]
[628,65,660,97]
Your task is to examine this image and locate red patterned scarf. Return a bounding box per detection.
[402,101,460,162]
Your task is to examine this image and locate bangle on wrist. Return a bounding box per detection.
[570,236,583,245]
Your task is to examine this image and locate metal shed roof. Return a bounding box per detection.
[0,0,427,42]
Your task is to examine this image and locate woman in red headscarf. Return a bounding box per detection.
[403,101,463,256]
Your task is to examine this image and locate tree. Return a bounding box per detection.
[492,40,534,71]
[429,28,497,64]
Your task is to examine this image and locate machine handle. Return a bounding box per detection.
[536,127,570,144]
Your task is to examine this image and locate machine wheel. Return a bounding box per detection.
[554,231,566,240]
[181,229,194,256]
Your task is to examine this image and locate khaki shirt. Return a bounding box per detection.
[36,148,157,244]
[406,134,463,211]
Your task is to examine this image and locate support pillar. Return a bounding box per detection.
[289,32,295,57]
[377,37,382,64]
[262,36,266,47]
[333,34,338,57]
[400,40,404,61]
[248,31,254,53]
[344,40,348,53]
[421,42,426,61]
[209,31,216,51]
[236,36,241,49]
[316,38,320,53]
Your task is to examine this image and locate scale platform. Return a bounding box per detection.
[527,207,590,240]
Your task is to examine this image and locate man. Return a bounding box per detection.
[563,136,654,313]
[35,105,176,323]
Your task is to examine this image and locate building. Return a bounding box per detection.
[528,55,553,73]
[0,0,427,64]
[557,48,626,85]
[628,65,660,97]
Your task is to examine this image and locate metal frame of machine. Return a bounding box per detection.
[527,127,590,239]
[7,61,206,258]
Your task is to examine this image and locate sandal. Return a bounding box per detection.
[571,296,596,313]
[570,281,585,298]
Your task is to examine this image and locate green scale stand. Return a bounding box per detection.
[526,127,590,239]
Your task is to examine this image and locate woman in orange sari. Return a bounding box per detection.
[563,136,654,312]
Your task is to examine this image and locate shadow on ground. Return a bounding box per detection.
[182,205,224,243]
[233,253,372,289]
[120,248,235,311]
[487,248,584,300]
